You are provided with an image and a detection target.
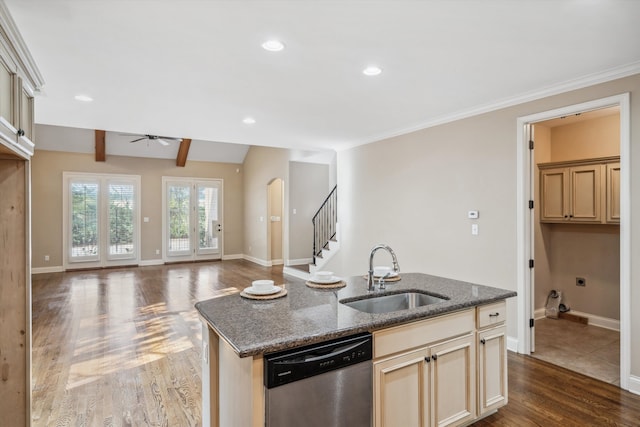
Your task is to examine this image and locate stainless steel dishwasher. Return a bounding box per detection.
[264,332,373,427]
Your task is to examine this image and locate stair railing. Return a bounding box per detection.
[312,185,337,265]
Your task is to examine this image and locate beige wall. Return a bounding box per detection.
[242,146,290,264]
[325,73,640,377]
[31,150,244,267]
[268,178,283,262]
[289,161,331,261]
[534,114,620,319]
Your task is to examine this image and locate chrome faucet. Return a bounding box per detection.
[368,244,400,291]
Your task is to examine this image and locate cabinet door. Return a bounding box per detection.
[570,164,601,222]
[0,56,17,136]
[478,326,507,415]
[19,83,34,141]
[430,334,476,427]
[540,167,567,222]
[374,347,430,427]
[606,162,620,223]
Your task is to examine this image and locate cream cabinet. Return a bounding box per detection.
[539,157,619,224]
[373,310,477,427]
[606,162,620,224]
[476,301,507,415]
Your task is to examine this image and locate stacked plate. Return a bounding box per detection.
[308,271,342,285]
[243,279,282,296]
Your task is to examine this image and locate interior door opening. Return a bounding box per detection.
[517,93,630,391]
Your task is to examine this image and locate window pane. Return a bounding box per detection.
[109,183,135,256]
[198,186,218,250]
[71,182,99,258]
[169,185,190,252]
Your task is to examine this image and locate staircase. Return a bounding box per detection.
[283,186,339,280]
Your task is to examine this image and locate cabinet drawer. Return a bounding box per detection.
[477,301,506,329]
[373,309,474,359]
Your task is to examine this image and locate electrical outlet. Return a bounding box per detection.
[155,249,160,255]
[44,255,50,262]
[576,277,586,287]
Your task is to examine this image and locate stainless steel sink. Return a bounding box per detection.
[340,291,447,314]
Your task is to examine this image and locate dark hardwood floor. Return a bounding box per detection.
[31,260,640,426]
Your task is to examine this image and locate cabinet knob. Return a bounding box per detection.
[424,356,431,363]
[432,354,438,361]
[17,128,25,137]
[480,338,486,345]
[569,215,574,218]
[564,215,569,219]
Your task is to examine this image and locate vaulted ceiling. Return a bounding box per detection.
[5,0,640,156]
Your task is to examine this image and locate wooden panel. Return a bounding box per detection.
[374,309,474,359]
[570,164,601,222]
[95,129,106,162]
[431,334,475,427]
[540,168,566,222]
[176,138,191,167]
[606,162,620,223]
[374,347,429,427]
[477,326,507,415]
[0,159,28,426]
[477,301,506,329]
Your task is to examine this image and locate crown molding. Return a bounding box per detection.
[341,61,640,151]
[0,1,45,90]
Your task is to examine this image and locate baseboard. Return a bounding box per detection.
[222,254,244,260]
[139,259,164,266]
[283,266,310,280]
[534,308,619,331]
[31,266,64,274]
[628,375,640,396]
[507,336,518,352]
[286,258,312,266]
[243,255,272,267]
[271,259,284,266]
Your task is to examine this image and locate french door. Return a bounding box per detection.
[63,172,140,269]
[163,177,222,262]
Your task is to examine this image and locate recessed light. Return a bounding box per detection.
[243,117,256,125]
[74,94,93,102]
[261,40,285,52]
[362,66,382,76]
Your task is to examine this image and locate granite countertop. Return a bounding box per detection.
[195,272,516,358]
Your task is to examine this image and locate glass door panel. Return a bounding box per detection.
[69,180,100,262]
[197,182,221,255]
[108,181,136,260]
[167,183,192,256]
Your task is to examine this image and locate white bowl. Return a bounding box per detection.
[252,279,274,291]
[314,271,333,280]
[373,266,392,277]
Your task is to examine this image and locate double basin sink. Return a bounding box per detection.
[340,291,448,314]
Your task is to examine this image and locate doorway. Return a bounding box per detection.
[516,93,631,390]
[162,177,223,262]
[267,178,284,265]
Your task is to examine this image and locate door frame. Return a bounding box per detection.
[515,93,630,390]
[161,176,224,263]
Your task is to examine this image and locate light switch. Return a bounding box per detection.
[143,217,150,223]
[293,208,297,214]
[471,224,479,235]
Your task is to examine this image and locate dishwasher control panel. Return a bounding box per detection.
[264,333,373,388]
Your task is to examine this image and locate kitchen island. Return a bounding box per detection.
[196,272,516,427]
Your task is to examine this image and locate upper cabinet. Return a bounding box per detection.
[0,5,44,159]
[539,157,619,224]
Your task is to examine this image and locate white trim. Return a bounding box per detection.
[222,253,244,260]
[31,266,65,274]
[533,308,620,331]
[283,266,310,281]
[286,258,313,266]
[629,376,640,396]
[506,336,518,353]
[270,258,284,266]
[516,93,631,391]
[340,62,640,151]
[138,259,164,267]
[243,254,272,267]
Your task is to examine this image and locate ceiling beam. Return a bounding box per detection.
[176,138,191,167]
[95,129,106,162]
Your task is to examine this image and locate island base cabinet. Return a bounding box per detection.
[477,326,508,415]
[374,333,476,427]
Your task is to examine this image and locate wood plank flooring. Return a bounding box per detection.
[31,260,640,426]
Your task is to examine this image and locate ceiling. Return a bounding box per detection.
[5,1,640,156]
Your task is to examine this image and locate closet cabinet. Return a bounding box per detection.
[0,7,43,425]
[539,157,619,224]
[477,301,507,415]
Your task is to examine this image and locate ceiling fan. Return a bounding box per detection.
[122,134,182,146]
